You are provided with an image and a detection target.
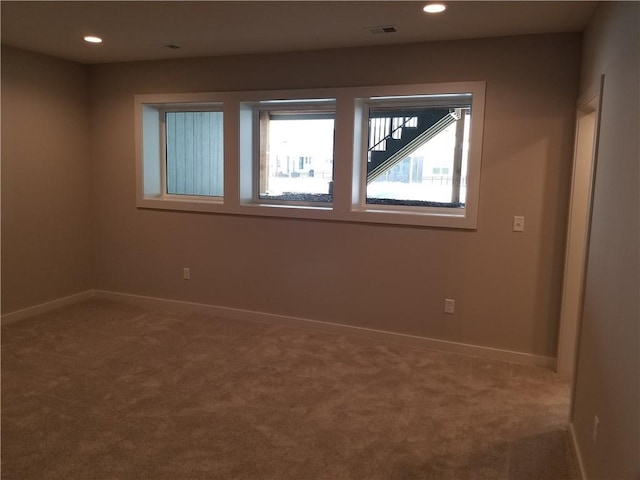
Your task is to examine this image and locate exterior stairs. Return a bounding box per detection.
[367,108,461,183]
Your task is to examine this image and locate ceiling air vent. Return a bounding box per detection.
[366,25,397,35]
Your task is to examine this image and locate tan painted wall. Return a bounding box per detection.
[1,46,93,313]
[571,3,640,478]
[89,33,580,358]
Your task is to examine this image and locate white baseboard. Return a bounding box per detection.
[1,290,96,326]
[1,289,556,368]
[94,290,556,369]
[569,422,587,479]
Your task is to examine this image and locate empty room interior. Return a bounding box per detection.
[1,1,638,479]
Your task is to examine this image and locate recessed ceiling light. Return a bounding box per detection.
[423,3,446,13]
[83,36,103,44]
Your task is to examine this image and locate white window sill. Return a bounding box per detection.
[137,196,224,213]
[137,197,476,229]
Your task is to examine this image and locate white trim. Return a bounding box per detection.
[1,291,96,326]
[557,75,604,382]
[135,93,228,209]
[569,422,587,479]
[94,289,555,368]
[136,81,486,230]
[0,288,556,368]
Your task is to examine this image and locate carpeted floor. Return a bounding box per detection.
[1,299,578,479]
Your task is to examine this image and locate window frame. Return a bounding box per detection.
[251,100,337,208]
[135,93,229,213]
[349,88,484,228]
[135,82,485,228]
[359,97,470,209]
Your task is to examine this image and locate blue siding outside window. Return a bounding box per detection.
[166,111,223,196]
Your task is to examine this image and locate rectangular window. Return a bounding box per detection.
[138,83,484,228]
[164,110,223,197]
[136,95,225,213]
[364,99,471,209]
[256,104,335,205]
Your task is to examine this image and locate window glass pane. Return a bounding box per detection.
[166,111,223,197]
[366,105,470,208]
[260,114,334,203]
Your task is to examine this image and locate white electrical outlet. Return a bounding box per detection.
[592,415,599,444]
[183,267,190,280]
[513,216,525,232]
[444,299,455,314]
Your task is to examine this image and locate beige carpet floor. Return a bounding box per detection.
[2,299,578,479]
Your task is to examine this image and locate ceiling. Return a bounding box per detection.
[1,1,598,65]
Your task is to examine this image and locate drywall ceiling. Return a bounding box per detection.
[1,1,597,65]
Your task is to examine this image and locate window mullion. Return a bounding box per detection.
[258,110,270,196]
[332,94,357,215]
[160,111,168,197]
[451,108,466,204]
